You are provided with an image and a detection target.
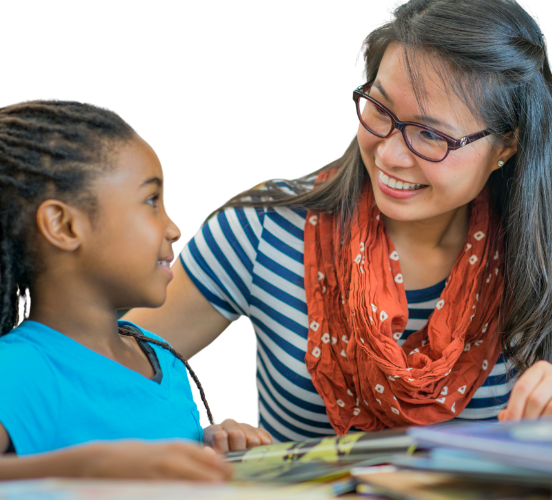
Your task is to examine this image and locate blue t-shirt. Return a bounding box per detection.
[0,320,203,456]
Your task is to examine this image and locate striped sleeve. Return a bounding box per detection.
[180,206,265,321]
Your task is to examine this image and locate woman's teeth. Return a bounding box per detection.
[158,260,169,267]
[379,170,423,190]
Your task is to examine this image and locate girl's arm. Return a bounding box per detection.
[0,425,9,455]
[124,261,230,359]
[0,423,231,481]
[0,442,232,481]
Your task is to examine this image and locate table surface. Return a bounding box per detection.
[0,478,361,500]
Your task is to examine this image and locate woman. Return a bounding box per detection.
[127,0,552,442]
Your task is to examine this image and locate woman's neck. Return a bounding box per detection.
[383,204,469,251]
[383,204,469,290]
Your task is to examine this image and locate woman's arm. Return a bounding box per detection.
[124,262,231,359]
[500,360,552,421]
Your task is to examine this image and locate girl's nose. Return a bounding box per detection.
[166,216,181,243]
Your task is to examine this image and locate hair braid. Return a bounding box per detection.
[118,326,215,425]
[0,100,135,336]
[0,213,19,335]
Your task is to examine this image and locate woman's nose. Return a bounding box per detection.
[376,128,417,168]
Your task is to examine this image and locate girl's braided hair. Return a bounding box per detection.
[0,100,135,335]
[119,326,214,425]
[0,100,214,424]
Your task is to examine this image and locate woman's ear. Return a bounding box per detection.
[35,200,88,252]
[494,129,518,171]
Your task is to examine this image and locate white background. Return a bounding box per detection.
[2,0,550,428]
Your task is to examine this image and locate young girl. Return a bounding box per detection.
[0,100,271,478]
[127,0,552,441]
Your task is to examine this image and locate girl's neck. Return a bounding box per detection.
[28,273,156,380]
[28,275,121,355]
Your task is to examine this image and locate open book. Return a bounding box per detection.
[225,428,414,483]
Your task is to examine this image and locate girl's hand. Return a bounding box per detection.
[75,441,233,481]
[203,419,273,454]
[1,440,233,482]
[499,360,552,421]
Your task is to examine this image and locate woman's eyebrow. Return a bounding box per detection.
[412,114,460,134]
[375,81,460,134]
[140,177,163,189]
[373,81,394,104]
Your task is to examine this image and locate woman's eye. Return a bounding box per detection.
[420,130,441,141]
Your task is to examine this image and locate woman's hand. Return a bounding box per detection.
[203,419,273,454]
[499,360,552,421]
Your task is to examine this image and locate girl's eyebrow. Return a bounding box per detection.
[140,177,163,189]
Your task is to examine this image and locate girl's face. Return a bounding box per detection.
[82,136,181,309]
[358,43,515,223]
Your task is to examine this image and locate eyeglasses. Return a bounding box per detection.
[353,83,492,162]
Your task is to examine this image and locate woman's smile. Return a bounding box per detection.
[377,169,428,199]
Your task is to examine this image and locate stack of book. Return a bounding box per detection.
[227,418,552,499]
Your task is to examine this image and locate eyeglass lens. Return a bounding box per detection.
[357,96,449,161]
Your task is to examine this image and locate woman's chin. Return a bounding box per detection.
[373,194,428,223]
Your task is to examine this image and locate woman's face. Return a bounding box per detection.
[358,43,513,223]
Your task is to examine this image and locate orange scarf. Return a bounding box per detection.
[304,175,503,434]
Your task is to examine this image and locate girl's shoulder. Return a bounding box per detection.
[0,322,60,397]
[117,320,167,345]
[117,320,181,371]
[0,321,54,362]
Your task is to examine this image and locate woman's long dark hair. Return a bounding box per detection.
[216,0,552,373]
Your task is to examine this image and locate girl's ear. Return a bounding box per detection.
[35,200,88,252]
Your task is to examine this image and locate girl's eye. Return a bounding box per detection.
[147,194,159,207]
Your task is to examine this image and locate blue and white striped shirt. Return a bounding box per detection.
[181,180,514,443]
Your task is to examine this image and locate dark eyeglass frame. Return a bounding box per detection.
[353,83,492,162]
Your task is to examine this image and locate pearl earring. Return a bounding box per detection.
[498,160,505,167]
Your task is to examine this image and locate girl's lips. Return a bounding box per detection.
[377,175,428,199]
[158,261,174,280]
